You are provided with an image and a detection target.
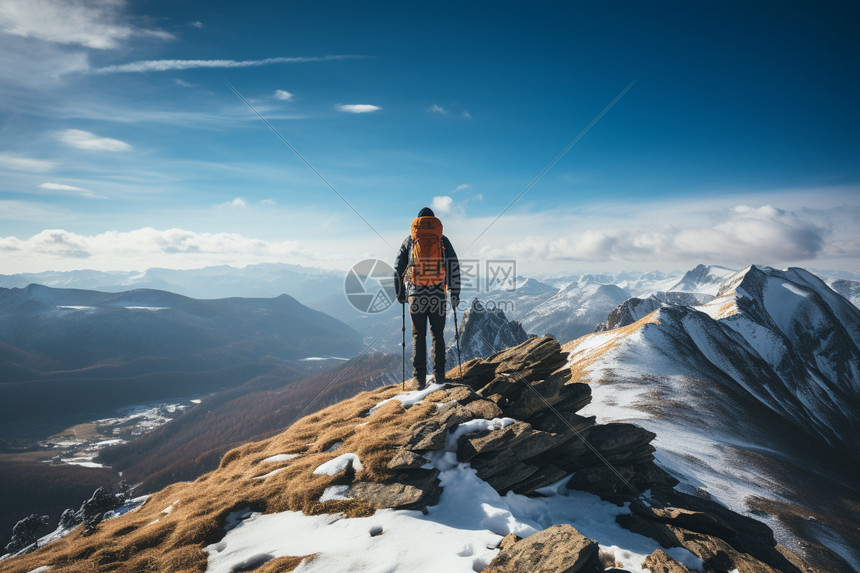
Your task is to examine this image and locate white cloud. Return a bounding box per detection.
[189,21,203,29]
[274,89,293,101]
[174,78,195,87]
[0,0,171,50]
[0,227,312,270]
[336,104,381,114]
[481,204,824,265]
[58,129,132,152]
[431,195,453,214]
[260,199,276,206]
[39,182,105,199]
[454,184,471,192]
[462,111,471,119]
[429,104,448,114]
[0,152,56,172]
[95,55,360,73]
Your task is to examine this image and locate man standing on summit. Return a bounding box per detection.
[394,207,461,389]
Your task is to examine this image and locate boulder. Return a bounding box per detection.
[348,469,441,512]
[387,450,428,471]
[483,524,602,573]
[641,549,693,573]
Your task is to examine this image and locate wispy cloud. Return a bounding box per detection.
[336,104,381,114]
[39,182,106,199]
[462,111,472,119]
[273,89,293,101]
[95,55,362,74]
[0,152,56,172]
[173,78,195,87]
[58,129,132,152]
[428,104,448,114]
[188,21,203,29]
[216,197,247,209]
[0,0,172,50]
[454,184,471,192]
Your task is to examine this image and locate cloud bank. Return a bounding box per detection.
[0,228,312,270]
[0,0,171,49]
[481,205,826,265]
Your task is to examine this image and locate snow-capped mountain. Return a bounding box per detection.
[565,265,860,571]
[825,277,860,309]
[659,264,736,297]
[515,278,631,342]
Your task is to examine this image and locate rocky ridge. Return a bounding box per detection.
[2,336,810,573]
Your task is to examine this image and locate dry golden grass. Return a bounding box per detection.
[2,380,461,573]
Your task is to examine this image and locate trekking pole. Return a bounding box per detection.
[452,299,463,381]
[401,301,406,391]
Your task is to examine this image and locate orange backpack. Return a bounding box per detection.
[407,216,446,286]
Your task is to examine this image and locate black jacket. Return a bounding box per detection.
[394,235,461,303]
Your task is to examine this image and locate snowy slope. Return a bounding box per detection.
[564,265,860,571]
[825,277,860,309]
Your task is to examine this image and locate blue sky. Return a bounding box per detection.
[0,0,858,275]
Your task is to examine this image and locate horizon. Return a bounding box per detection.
[1,1,858,276]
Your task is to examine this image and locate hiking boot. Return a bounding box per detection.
[415,376,426,390]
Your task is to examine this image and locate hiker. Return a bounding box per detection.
[394,207,461,390]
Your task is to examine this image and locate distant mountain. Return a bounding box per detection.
[565,265,860,571]
[662,263,736,296]
[825,277,860,309]
[517,279,631,341]
[0,263,344,308]
[445,298,531,366]
[0,285,363,441]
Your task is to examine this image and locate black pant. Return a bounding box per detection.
[409,293,446,379]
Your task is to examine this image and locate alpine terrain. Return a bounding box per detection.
[0,337,813,573]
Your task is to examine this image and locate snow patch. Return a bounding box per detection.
[262,454,298,463]
[319,485,350,502]
[368,382,445,414]
[312,453,363,476]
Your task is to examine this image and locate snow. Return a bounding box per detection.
[207,417,704,573]
[367,382,445,415]
[162,500,179,514]
[312,453,363,476]
[254,468,286,480]
[262,454,297,463]
[124,306,168,311]
[324,441,342,452]
[319,485,350,502]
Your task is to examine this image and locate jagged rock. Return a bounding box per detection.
[527,408,595,435]
[405,397,503,451]
[457,358,498,389]
[483,524,602,573]
[457,421,559,463]
[631,487,805,573]
[446,298,531,365]
[667,526,781,573]
[498,533,520,550]
[387,450,428,471]
[566,465,637,504]
[489,336,568,380]
[641,549,693,573]
[348,469,441,512]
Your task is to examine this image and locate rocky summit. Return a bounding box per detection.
[2,336,811,573]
